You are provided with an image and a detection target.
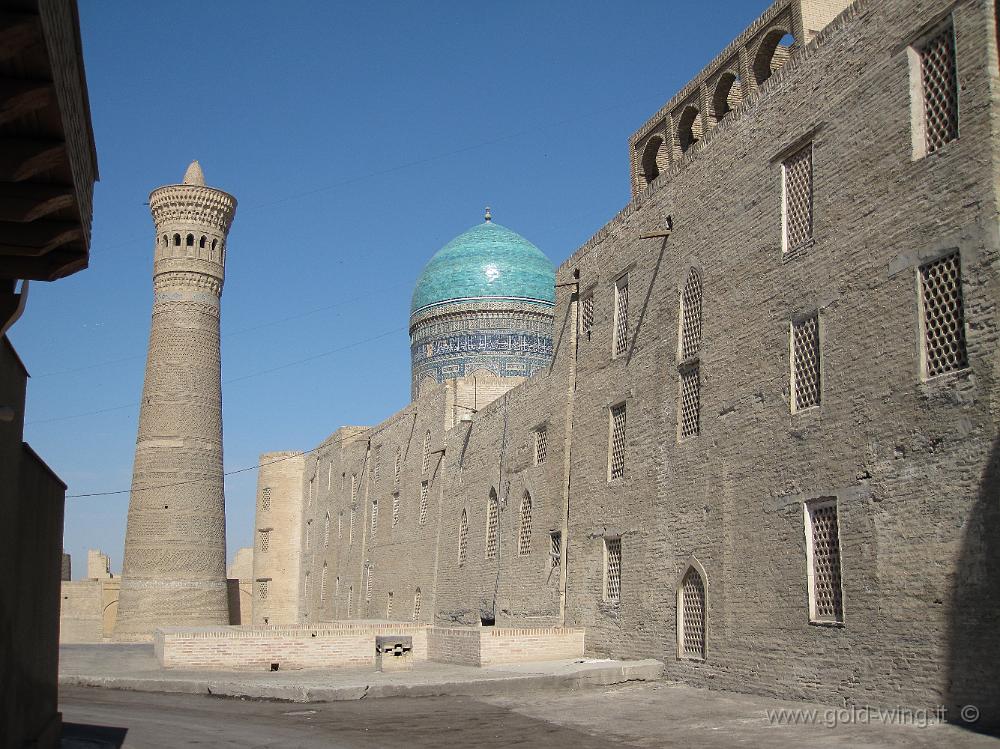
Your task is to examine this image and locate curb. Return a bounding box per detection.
[59,659,664,703]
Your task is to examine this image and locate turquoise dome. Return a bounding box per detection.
[411,221,555,315]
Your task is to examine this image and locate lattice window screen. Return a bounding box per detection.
[260,487,271,512]
[349,508,356,544]
[324,515,330,547]
[792,314,821,411]
[305,521,312,550]
[365,567,374,603]
[386,591,393,618]
[919,23,959,154]
[681,568,706,658]
[422,431,432,473]
[338,512,343,539]
[581,294,595,338]
[920,252,967,377]
[609,403,627,480]
[419,482,429,525]
[392,493,400,527]
[614,277,629,357]
[605,538,621,603]
[680,270,703,360]
[679,366,700,439]
[458,510,469,565]
[550,532,562,569]
[783,143,813,250]
[351,474,358,502]
[370,499,378,538]
[394,447,401,487]
[304,573,310,602]
[807,500,844,623]
[257,580,268,601]
[259,529,270,553]
[372,446,381,488]
[413,589,422,621]
[486,495,500,560]
[320,566,328,603]
[535,427,548,465]
[347,587,353,618]
[518,494,533,556]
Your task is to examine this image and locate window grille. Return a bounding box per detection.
[458,510,469,565]
[920,252,967,377]
[613,276,629,357]
[604,538,621,603]
[419,481,429,525]
[486,493,500,560]
[394,446,401,487]
[258,529,270,553]
[679,269,703,360]
[518,493,533,556]
[260,487,271,512]
[413,588,422,621]
[386,591,393,618]
[422,431,432,473]
[534,427,548,465]
[550,532,562,569]
[609,402,627,480]
[392,493,401,527]
[679,368,701,443]
[581,294,595,339]
[351,474,358,502]
[680,568,706,658]
[257,580,268,600]
[806,499,844,623]
[370,499,378,538]
[919,22,959,154]
[783,143,813,251]
[324,514,330,547]
[792,314,821,411]
[320,565,328,603]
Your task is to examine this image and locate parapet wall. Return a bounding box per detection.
[154,624,583,671]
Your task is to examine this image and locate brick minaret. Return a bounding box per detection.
[114,162,237,640]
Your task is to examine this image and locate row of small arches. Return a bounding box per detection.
[640,29,794,185]
[161,233,219,251]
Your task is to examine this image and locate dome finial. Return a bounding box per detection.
[484,206,492,223]
[183,160,205,186]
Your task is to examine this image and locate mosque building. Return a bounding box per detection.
[409,209,555,398]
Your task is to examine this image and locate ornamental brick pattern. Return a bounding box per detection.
[114,162,237,641]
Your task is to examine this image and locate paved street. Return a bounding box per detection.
[61,682,1000,749]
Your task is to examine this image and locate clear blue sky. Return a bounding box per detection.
[14,1,772,577]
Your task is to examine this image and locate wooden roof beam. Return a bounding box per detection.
[0,182,75,222]
[0,219,82,256]
[0,12,43,64]
[0,78,55,127]
[0,139,66,181]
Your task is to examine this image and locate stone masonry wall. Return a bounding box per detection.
[263,0,1000,725]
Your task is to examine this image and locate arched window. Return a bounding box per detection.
[186,233,194,247]
[458,509,469,565]
[199,235,206,248]
[678,566,707,659]
[679,268,703,361]
[677,106,703,153]
[486,489,499,560]
[640,135,667,185]
[753,29,794,86]
[162,234,168,248]
[517,492,532,556]
[211,238,217,252]
[173,233,181,246]
[712,73,742,123]
[412,588,422,621]
[422,430,432,473]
